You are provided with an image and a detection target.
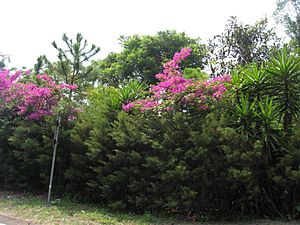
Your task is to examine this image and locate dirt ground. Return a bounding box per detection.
[177,221,299,225]
[0,213,37,225]
[0,212,299,225]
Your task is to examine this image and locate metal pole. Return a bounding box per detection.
[47,116,61,206]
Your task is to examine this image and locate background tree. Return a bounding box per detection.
[266,48,300,136]
[92,30,207,86]
[208,17,281,75]
[35,33,100,99]
[0,53,10,69]
[274,0,300,49]
[34,55,48,75]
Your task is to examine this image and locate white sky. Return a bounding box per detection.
[0,0,283,68]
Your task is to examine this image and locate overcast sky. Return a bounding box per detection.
[0,0,283,68]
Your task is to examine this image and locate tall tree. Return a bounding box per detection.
[208,17,281,75]
[52,33,100,84]
[35,33,100,99]
[274,0,300,49]
[0,53,10,69]
[34,55,48,75]
[266,48,300,135]
[92,30,207,86]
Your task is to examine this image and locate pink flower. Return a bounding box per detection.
[0,70,77,120]
[122,103,135,111]
[200,105,209,110]
[164,107,173,111]
[61,83,78,90]
[37,74,53,82]
[155,73,169,81]
[122,48,231,113]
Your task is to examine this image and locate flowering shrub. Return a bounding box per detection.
[0,69,77,120]
[122,48,231,112]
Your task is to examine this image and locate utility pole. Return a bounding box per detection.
[47,116,61,206]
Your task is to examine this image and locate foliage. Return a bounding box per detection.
[34,33,100,101]
[0,67,77,191]
[123,48,231,112]
[0,69,76,120]
[231,48,300,143]
[0,120,53,190]
[116,80,147,107]
[274,0,300,49]
[208,17,281,75]
[266,48,300,133]
[0,53,9,69]
[60,49,300,219]
[92,30,207,86]
[65,86,119,199]
[4,30,300,221]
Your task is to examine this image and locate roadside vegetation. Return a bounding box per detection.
[3,0,300,223]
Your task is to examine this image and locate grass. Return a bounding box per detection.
[2,192,300,225]
[0,191,176,225]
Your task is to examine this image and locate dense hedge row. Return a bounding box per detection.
[1,86,300,219]
[2,47,300,220]
[66,88,300,218]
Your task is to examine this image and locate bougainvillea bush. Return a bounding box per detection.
[123,48,231,112]
[0,69,76,120]
[0,69,78,191]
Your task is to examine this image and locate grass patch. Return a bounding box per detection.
[2,192,299,225]
[0,191,176,225]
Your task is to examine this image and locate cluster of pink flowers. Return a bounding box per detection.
[0,69,76,120]
[122,48,231,112]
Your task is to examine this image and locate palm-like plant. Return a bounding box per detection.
[266,48,300,134]
[255,97,280,164]
[242,63,268,99]
[233,94,256,140]
[116,80,147,105]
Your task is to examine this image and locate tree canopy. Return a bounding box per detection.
[274,0,300,48]
[0,53,9,69]
[208,17,281,74]
[92,30,207,86]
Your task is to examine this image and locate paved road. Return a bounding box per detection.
[0,213,35,225]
